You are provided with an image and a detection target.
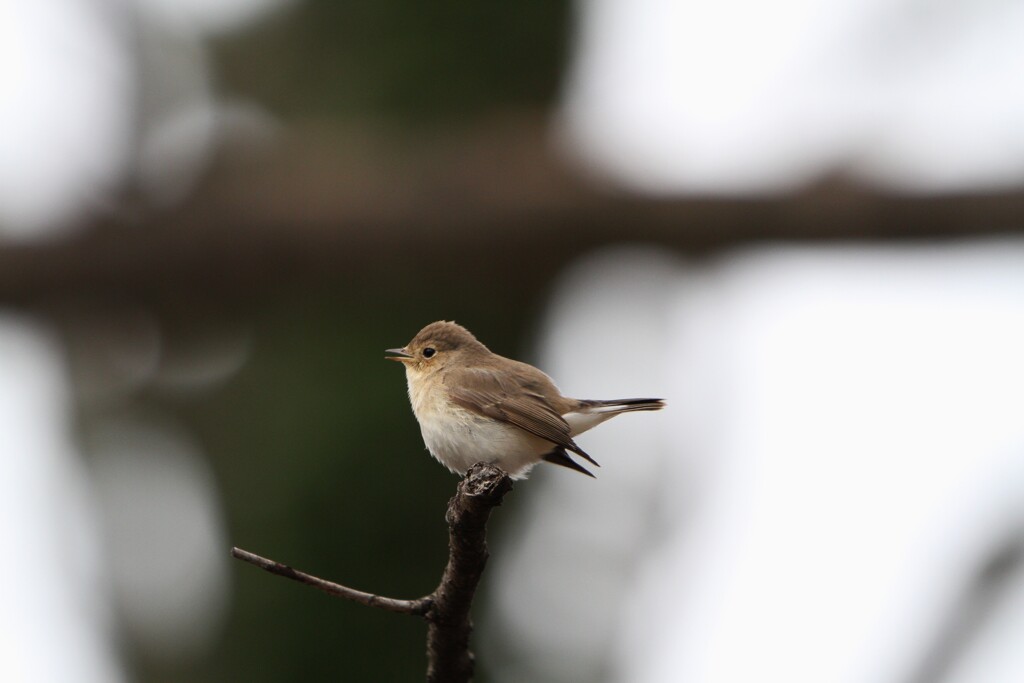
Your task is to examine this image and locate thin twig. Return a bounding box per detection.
[230,547,432,616]
[231,462,514,683]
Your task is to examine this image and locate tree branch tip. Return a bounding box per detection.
[231,546,267,566]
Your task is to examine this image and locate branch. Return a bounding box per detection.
[426,462,513,682]
[232,462,514,683]
[230,547,432,616]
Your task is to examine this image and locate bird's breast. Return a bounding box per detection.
[404,371,550,478]
[406,371,449,421]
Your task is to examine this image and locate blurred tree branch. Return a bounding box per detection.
[232,462,513,683]
[1,114,1023,307]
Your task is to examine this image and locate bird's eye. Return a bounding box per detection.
[423,347,436,358]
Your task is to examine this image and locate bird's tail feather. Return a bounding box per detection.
[581,398,665,413]
[543,447,596,477]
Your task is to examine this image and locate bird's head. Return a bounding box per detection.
[385,321,489,376]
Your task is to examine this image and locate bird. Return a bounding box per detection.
[386,320,664,479]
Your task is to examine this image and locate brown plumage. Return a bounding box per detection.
[387,321,665,478]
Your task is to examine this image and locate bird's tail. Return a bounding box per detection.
[580,398,666,413]
[565,398,665,438]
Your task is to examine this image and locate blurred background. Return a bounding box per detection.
[2,1,1024,682]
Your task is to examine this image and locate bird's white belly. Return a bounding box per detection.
[418,410,550,478]
[409,380,549,478]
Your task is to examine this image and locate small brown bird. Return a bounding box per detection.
[386,321,664,479]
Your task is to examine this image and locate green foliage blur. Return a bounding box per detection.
[216,0,569,123]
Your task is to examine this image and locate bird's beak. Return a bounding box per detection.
[385,347,413,362]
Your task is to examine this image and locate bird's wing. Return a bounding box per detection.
[445,366,597,465]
